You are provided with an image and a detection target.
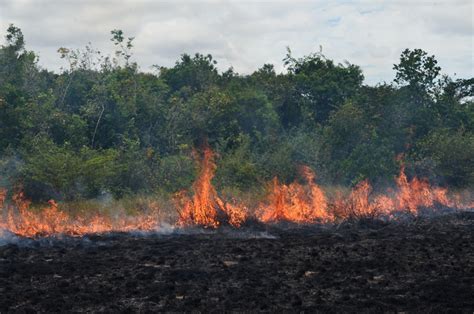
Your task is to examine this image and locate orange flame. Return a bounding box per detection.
[257,165,472,224]
[332,179,380,219]
[1,148,472,237]
[394,165,451,213]
[176,145,247,228]
[258,166,331,223]
[1,191,161,238]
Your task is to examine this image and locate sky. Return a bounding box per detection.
[0,0,472,85]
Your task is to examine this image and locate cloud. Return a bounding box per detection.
[0,0,472,84]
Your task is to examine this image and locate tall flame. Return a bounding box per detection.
[394,165,451,213]
[176,145,247,228]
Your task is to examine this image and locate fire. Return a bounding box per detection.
[332,179,381,219]
[258,164,472,224]
[0,191,161,238]
[258,166,331,223]
[176,145,247,228]
[0,146,472,238]
[394,165,451,213]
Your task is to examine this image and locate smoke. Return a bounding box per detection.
[0,153,22,190]
[0,223,278,247]
[0,229,22,246]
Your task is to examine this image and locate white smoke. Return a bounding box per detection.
[0,223,279,247]
[0,228,23,246]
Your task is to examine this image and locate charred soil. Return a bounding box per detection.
[1,213,473,312]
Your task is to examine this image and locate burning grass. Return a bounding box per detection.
[0,194,162,238]
[1,146,473,238]
[175,146,247,228]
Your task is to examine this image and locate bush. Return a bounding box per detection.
[20,137,117,200]
[414,130,474,187]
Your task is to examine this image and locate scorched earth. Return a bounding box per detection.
[0,212,473,312]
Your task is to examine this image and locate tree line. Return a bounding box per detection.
[0,25,472,201]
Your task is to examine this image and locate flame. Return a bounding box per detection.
[258,166,331,223]
[257,165,472,224]
[176,145,247,228]
[1,191,161,238]
[332,179,380,219]
[0,148,472,237]
[394,165,451,213]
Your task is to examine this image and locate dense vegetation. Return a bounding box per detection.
[0,25,473,202]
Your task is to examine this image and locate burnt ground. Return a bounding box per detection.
[0,213,473,313]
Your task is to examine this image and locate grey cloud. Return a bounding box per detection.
[0,0,472,84]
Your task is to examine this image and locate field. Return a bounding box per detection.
[1,212,473,312]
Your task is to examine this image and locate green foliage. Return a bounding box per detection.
[160,53,218,93]
[216,135,260,190]
[319,101,393,184]
[414,130,474,187]
[282,47,364,125]
[20,137,118,200]
[0,25,472,201]
[110,29,135,65]
[393,48,441,90]
[154,154,195,192]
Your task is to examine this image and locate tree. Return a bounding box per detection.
[282,48,364,126]
[160,53,219,93]
[415,129,474,187]
[393,48,441,91]
[0,24,38,87]
[0,25,41,151]
[110,29,135,66]
[1,25,473,202]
